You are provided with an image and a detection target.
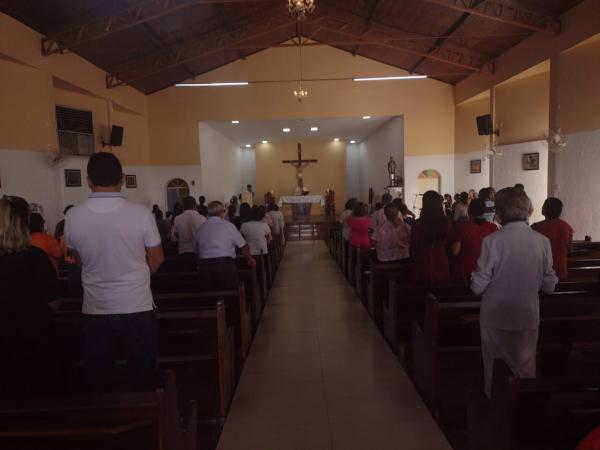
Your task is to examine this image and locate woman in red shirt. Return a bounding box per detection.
[410,191,453,284]
[531,197,573,280]
[451,198,498,283]
[346,202,372,248]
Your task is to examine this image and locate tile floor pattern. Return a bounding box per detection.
[217,241,452,450]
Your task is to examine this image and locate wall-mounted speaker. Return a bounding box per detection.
[476,114,493,136]
[109,125,124,146]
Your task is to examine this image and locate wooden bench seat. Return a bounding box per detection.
[0,371,196,450]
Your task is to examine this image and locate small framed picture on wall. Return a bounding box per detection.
[125,174,137,188]
[64,169,82,187]
[522,153,540,171]
[470,159,482,174]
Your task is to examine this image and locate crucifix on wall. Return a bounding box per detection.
[282,143,318,195]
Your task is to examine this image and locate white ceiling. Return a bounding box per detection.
[206,115,399,147]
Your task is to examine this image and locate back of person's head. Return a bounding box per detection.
[384,204,399,222]
[268,203,279,212]
[454,193,460,201]
[460,191,469,204]
[87,152,123,187]
[352,202,367,217]
[207,201,225,217]
[239,202,251,221]
[419,191,448,244]
[199,195,206,205]
[29,213,45,233]
[495,187,531,224]
[468,198,487,224]
[227,204,236,218]
[478,187,489,201]
[514,183,525,192]
[247,184,252,191]
[381,193,392,205]
[166,211,172,219]
[182,196,197,211]
[155,209,164,221]
[173,202,183,216]
[152,204,159,212]
[253,206,266,221]
[345,197,357,211]
[541,197,563,219]
[399,202,410,215]
[391,198,402,208]
[374,202,382,211]
[0,196,31,255]
[444,193,452,202]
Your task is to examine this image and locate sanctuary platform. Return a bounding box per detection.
[284,215,334,241]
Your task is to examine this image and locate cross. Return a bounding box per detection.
[282,143,318,192]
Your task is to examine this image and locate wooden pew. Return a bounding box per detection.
[53,299,237,419]
[353,247,375,305]
[468,359,600,450]
[413,288,600,424]
[0,371,196,450]
[367,261,412,329]
[235,263,263,331]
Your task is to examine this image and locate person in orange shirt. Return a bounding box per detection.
[29,213,62,273]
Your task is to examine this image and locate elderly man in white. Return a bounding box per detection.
[472,187,558,397]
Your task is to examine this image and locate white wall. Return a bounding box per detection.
[346,143,362,200]
[555,129,600,239]
[492,140,548,223]
[404,153,455,215]
[198,123,243,204]
[454,150,491,194]
[241,147,256,191]
[356,117,404,202]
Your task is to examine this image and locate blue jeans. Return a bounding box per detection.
[82,310,158,393]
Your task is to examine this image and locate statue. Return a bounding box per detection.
[387,156,397,187]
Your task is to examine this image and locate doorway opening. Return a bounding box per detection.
[166,178,190,213]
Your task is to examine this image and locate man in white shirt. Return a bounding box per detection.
[196,201,256,291]
[65,152,164,393]
[241,184,254,206]
[266,203,286,241]
[241,208,272,256]
[472,187,558,397]
[172,196,206,271]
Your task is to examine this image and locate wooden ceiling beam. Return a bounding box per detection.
[41,0,278,56]
[351,0,382,56]
[421,0,561,35]
[314,6,493,73]
[107,12,320,88]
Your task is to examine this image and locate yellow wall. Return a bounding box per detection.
[148,43,455,166]
[495,72,549,145]
[558,38,600,134]
[455,95,490,154]
[0,13,149,165]
[255,140,347,215]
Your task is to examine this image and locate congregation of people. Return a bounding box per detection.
[0,152,284,396]
[338,184,574,394]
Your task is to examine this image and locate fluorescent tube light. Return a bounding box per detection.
[350,140,356,144]
[333,138,340,142]
[362,116,371,120]
[353,75,427,81]
[262,140,268,144]
[245,144,251,148]
[175,82,249,87]
[310,127,319,132]
[283,128,291,133]
[231,120,240,124]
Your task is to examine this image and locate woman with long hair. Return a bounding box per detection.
[0,196,58,395]
[410,191,452,284]
[451,198,498,283]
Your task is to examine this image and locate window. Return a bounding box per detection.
[56,106,95,156]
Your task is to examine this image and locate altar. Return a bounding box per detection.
[278,195,325,220]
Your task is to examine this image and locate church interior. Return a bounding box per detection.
[2,0,600,449]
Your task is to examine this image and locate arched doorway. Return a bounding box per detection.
[415,169,441,213]
[166,178,190,213]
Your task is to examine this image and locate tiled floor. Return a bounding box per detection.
[217,241,452,450]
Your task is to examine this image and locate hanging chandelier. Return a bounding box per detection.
[288,0,316,20]
[293,38,308,102]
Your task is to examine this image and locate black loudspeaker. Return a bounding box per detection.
[109,125,124,146]
[476,114,493,136]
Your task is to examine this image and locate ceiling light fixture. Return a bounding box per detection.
[175,82,249,87]
[310,127,318,131]
[283,128,291,133]
[231,120,240,124]
[288,0,316,20]
[363,116,371,120]
[262,140,269,144]
[294,41,308,102]
[350,140,356,144]
[333,138,340,142]
[245,144,251,148]
[354,75,428,81]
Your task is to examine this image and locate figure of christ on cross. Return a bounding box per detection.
[282,143,318,195]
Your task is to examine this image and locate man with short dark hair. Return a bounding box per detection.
[65,152,165,393]
[197,195,208,217]
[196,201,255,291]
[172,196,206,271]
[472,187,557,396]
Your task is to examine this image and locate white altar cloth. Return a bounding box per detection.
[278,195,324,207]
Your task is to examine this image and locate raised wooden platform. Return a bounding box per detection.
[283,215,334,241]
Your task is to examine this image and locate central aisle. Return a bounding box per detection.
[217,241,451,450]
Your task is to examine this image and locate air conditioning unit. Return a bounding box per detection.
[56,106,95,156]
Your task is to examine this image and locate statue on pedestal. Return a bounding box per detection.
[387,156,397,187]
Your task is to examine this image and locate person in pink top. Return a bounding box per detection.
[346,202,372,248]
[451,198,498,283]
[372,204,411,263]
